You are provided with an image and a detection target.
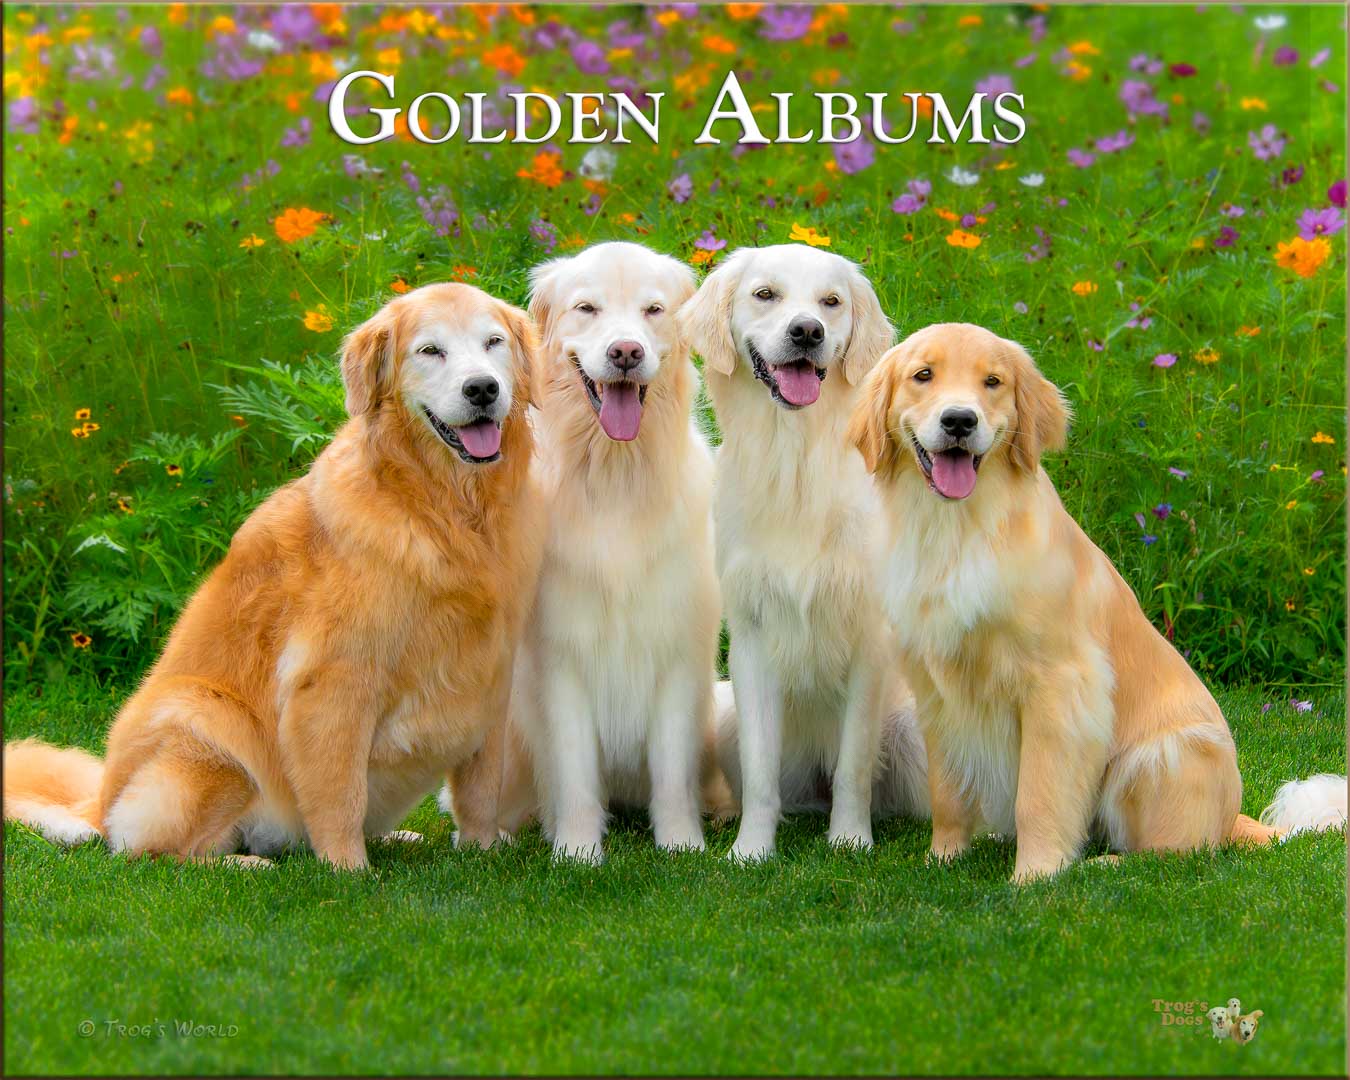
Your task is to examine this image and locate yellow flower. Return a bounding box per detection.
[789,223,831,248]
[239,234,266,249]
[165,463,183,476]
[70,632,92,649]
[946,229,982,249]
[71,427,89,439]
[82,422,100,434]
[1063,61,1092,82]
[74,407,91,420]
[117,497,134,514]
[1194,348,1219,365]
[1285,599,1296,611]
[1066,40,1100,55]
[1312,431,1336,445]
[303,309,334,333]
[1274,236,1331,279]
[1240,97,1268,111]
[1071,281,1097,296]
[1236,325,1261,337]
[1303,567,1316,576]
[957,14,983,27]
[1285,500,1298,510]
[376,47,401,69]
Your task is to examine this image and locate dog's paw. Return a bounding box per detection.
[379,830,424,844]
[727,837,775,863]
[219,854,275,870]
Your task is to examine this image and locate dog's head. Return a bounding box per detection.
[528,241,696,442]
[1207,1007,1230,1029]
[680,243,892,409]
[1227,998,1242,1015]
[1238,1012,1263,1042]
[848,322,1069,500]
[340,282,536,465]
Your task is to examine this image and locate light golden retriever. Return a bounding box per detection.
[849,321,1345,881]
[682,243,929,860]
[3,284,542,868]
[479,241,723,863]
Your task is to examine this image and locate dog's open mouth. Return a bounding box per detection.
[573,356,648,442]
[748,341,826,409]
[424,407,502,464]
[913,436,982,500]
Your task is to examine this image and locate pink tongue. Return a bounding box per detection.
[931,451,978,499]
[598,382,643,441]
[772,362,821,407]
[455,420,502,459]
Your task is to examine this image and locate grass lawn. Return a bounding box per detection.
[3,678,1344,1076]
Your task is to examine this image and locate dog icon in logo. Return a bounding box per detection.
[1207,996,1263,1046]
[1207,1006,1233,1041]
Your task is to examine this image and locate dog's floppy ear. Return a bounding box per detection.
[847,346,902,478]
[499,300,540,409]
[1006,339,1070,473]
[841,264,894,386]
[527,255,571,347]
[340,306,396,417]
[679,249,748,376]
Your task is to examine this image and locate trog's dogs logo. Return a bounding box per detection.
[1207,997,1264,1045]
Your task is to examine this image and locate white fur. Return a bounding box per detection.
[683,244,928,860]
[507,242,720,863]
[5,800,100,846]
[1261,773,1347,837]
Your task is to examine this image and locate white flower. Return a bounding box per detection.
[246,30,281,52]
[947,166,980,187]
[579,146,617,182]
[1253,14,1287,31]
[364,230,387,242]
[1018,172,1045,188]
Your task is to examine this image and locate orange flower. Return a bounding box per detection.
[273,207,326,243]
[451,265,479,281]
[390,278,411,294]
[303,308,334,332]
[1274,236,1330,279]
[1071,281,1098,296]
[1240,97,1268,111]
[933,207,960,222]
[1193,348,1220,365]
[789,223,831,248]
[239,234,266,249]
[70,632,92,649]
[957,14,983,27]
[702,34,737,55]
[117,497,133,514]
[726,3,763,17]
[165,86,194,106]
[1066,40,1100,55]
[166,463,183,476]
[517,152,564,188]
[690,249,715,266]
[1235,325,1261,337]
[482,43,525,77]
[1312,431,1336,445]
[946,229,982,249]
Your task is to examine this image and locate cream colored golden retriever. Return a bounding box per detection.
[483,241,723,863]
[3,284,542,868]
[849,321,1345,881]
[682,243,929,861]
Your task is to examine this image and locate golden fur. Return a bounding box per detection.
[848,322,1278,882]
[4,284,542,868]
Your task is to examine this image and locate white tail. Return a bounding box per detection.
[1260,774,1347,837]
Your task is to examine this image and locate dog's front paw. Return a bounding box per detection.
[727,834,776,862]
[220,854,275,870]
[379,829,423,844]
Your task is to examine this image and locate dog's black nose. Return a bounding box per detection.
[788,316,825,347]
[940,408,979,439]
[607,339,645,371]
[463,376,499,407]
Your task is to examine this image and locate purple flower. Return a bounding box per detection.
[1311,470,1325,482]
[1067,148,1096,168]
[1169,62,1197,77]
[976,74,1014,96]
[1273,45,1299,66]
[1310,47,1331,69]
[1152,503,1173,521]
[667,173,692,204]
[1130,54,1164,75]
[1261,703,1274,714]
[529,218,559,252]
[417,186,460,238]
[1167,467,1189,479]
[7,96,38,134]
[1014,301,1028,314]
[270,6,321,49]
[1248,124,1286,161]
[759,5,813,41]
[1015,52,1038,69]
[1292,699,1313,713]
[1221,204,1245,218]
[908,178,932,199]
[833,133,875,175]
[1088,339,1105,352]
[402,161,420,194]
[1120,80,1168,119]
[1192,111,1211,135]
[1328,179,1347,208]
[891,193,923,214]
[1153,353,1177,368]
[1141,534,1158,545]
[138,25,163,57]
[583,193,602,217]
[1297,207,1345,239]
[570,40,609,75]
[695,228,727,252]
[281,116,312,149]
[1214,226,1239,248]
[1125,303,1153,329]
[1281,164,1305,187]
[1095,130,1135,154]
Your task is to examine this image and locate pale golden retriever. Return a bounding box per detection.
[3,284,542,868]
[849,322,1344,881]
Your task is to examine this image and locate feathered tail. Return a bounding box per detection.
[3,739,104,844]
[1231,773,1347,844]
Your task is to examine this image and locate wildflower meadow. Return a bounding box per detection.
[2,4,1345,1076]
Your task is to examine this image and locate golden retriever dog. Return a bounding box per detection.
[467,241,722,863]
[848,321,1346,881]
[3,283,542,868]
[681,244,929,861]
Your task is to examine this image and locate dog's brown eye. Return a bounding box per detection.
[753,287,775,301]
[985,374,1001,387]
[645,303,664,316]
[575,302,596,314]
[485,335,504,350]
[913,368,932,382]
[822,295,841,308]
[418,344,443,357]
